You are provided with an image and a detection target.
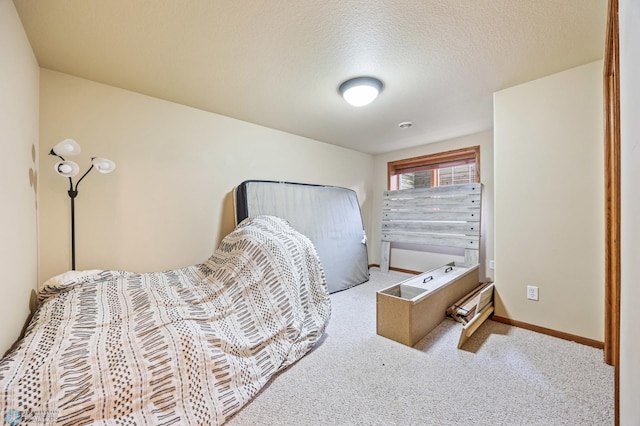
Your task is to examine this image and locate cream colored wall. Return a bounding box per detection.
[38,70,374,283]
[370,131,494,281]
[494,60,604,341]
[620,0,640,422]
[0,0,40,354]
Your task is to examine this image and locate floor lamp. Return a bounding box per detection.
[49,139,116,270]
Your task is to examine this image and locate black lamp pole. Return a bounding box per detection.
[68,188,77,270]
[51,150,95,271]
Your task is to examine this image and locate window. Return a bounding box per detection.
[388,146,480,190]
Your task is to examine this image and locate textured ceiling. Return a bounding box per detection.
[14,0,607,154]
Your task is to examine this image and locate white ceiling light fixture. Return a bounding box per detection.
[339,77,384,107]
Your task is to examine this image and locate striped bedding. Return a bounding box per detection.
[0,215,330,425]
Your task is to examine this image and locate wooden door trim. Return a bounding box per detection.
[603,0,620,423]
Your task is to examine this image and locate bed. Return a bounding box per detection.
[0,215,330,425]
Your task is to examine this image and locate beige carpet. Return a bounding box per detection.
[227,268,614,425]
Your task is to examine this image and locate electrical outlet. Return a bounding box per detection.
[489,260,495,270]
[527,285,539,301]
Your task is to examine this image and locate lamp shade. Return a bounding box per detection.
[54,161,80,177]
[339,77,383,107]
[52,139,81,156]
[91,157,116,174]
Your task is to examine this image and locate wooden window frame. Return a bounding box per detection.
[387,146,480,190]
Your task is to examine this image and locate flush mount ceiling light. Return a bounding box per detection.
[339,76,384,107]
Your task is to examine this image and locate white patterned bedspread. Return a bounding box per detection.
[0,216,330,425]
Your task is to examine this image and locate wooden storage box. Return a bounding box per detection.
[376,263,479,346]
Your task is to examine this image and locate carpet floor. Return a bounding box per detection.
[227,268,614,425]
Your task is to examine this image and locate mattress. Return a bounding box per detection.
[234,180,369,293]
